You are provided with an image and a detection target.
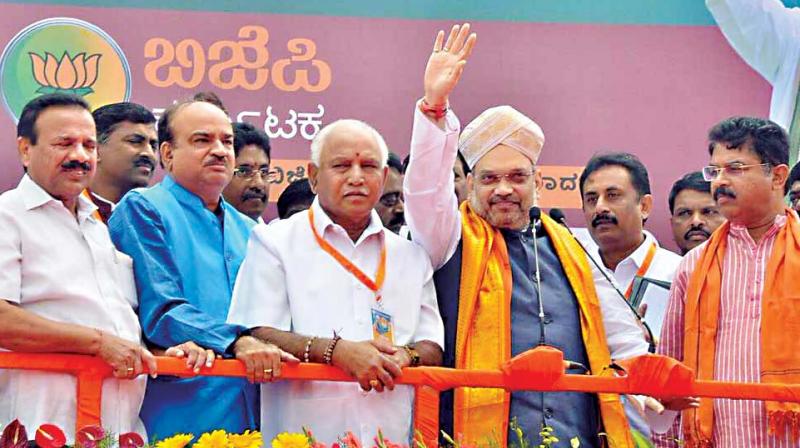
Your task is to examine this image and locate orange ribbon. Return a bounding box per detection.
[624,242,657,299]
[308,208,386,301]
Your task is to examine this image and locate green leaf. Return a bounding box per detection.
[631,430,655,448]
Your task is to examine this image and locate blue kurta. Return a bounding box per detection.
[433,225,600,447]
[109,175,258,438]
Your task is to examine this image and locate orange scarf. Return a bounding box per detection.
[455,203,633,447]
[683,209,800,447]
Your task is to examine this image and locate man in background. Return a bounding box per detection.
[668,171,725,255]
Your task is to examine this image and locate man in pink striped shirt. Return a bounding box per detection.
[652,116,798,447]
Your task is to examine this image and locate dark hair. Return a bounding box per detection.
[387,152,403,172]
[707,116,789,167]
[579,152,651,198]
[92,102,155,145]
[192,91,228,115]
[277,178,315,219]
[787,162,800,195]
[456,150,470,175]
[233,122,270,159]
[668,171,710,215]
[17,93,90,145]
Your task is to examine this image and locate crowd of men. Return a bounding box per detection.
[2,13,800,448]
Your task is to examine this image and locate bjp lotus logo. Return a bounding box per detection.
[0,18,131,122]
[29,52,101,96]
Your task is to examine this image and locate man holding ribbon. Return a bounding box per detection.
[404,23,647,447]
[227,119,444,444]
[653,117,800,447]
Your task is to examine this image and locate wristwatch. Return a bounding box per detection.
[403,344,421,367]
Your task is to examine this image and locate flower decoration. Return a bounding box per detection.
[271,432,310,448]
[28,51,101,96]
[76,425,105,448]
[194,430,231,448]
[229,430,262,448]
[0,419,27,448]
[156,433,194,448]
[34,424,66,448]
[119,432,145,448]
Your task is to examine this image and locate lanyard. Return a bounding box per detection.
[624,242,658,300]
[308,207,386,302]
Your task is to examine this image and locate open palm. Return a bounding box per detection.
[423,23,477,107]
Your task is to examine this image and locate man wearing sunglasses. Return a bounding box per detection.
[653,117,798,447]
[223,122,272,223]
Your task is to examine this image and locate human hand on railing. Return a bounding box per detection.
[96,331,157,379]
[369,338,412,368]
[233,335,299,384]
[332,339,402,393]
[163,341,217,374]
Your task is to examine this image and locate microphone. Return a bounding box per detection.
[548,208,656,353]
[529,207,546,346]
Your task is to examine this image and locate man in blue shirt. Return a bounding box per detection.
[109,99,293,437]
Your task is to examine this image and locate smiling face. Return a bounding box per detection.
[467,144,541,230]
[161,102,234,205]
[308,122,387,225]
[18,105,97,209]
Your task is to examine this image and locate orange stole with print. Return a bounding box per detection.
[454,202,633,447]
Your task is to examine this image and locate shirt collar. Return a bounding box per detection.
[310,197,385,246]
[19,175,99,220]
[88,190,116,210]
[627,230,659,269]
[729,211,789,241]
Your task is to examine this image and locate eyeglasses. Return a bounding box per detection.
[701,163,770,181]
[379,192,403,207]
[233,166,274,180]
[476,170,534,186]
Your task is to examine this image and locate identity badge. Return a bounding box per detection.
[371,308,394,344]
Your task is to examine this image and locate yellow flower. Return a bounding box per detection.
[156,434,194,448]
[194,430,231,448]
[270,433,310,448]
[229,431,263,448]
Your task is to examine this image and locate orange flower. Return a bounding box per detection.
[28,51,100,95]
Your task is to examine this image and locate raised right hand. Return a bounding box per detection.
[423,23,477,108]
[96,331,157,379]
[332,339,402,393]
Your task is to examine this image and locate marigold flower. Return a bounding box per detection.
[229,430,263,448]
[270,432,310,448]
[155,433,194,448]
[194,430,231,448]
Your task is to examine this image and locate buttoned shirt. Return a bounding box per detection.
[227,199,444,444]
[653,213,800,447]
[403,105,649,362]
[576,229,682,341]
[109,175,257,436]
[0,175,145,441]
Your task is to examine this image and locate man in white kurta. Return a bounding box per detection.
[0,94,153,440]
[228,119,444,444]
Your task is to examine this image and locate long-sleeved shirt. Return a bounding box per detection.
[655,213,800,447]
[706,0,800,131]
[109,175,257,437]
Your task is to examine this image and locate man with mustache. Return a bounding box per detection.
[404,24,646,447]
[0,93,159,440]
[652,117,799,447]
[88,102,158,223]
[374,152,405,233]
[668,171,725,255]
[109,99,292,437]
[227,119,443,443]
[222,122,271,222]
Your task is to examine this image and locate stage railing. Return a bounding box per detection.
[2,346,800,444]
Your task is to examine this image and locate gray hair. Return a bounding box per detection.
[310,119,388,168]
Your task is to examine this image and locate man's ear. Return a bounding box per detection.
[639,193,654,221]
[17,137,31,169]
[160,141,173,171]
[307,162,319,194]
[773,164,789,192]
[534,170,543,205]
